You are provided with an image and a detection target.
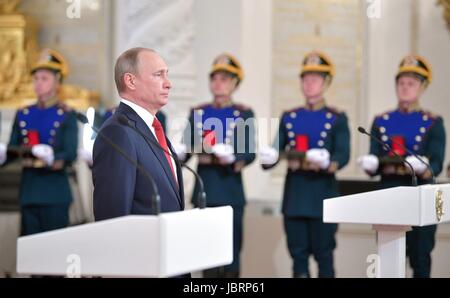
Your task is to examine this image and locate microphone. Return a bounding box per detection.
[117,114,207,209]
[75,112,161,215]
[358,126,417,186]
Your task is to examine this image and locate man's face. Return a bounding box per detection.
[396,75,423,104]
[209,72,237,98]
[134,51,171,110]
[32,69,58,99]
[301,73,326,105]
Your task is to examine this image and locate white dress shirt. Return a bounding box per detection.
[120,99,178,182]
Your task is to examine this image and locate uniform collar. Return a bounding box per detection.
[305,99,326,111]
[213,98,233,109]
[398,102,421,113]
[37,96,59,109]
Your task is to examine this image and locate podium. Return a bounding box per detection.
[17,206,233,277]
[324,184,450,278]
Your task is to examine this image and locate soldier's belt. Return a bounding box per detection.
[7,145,32,157]
[7,145,68,170]
[380,164,410,176]
[380,156,410,176]
[22,158,47,169]
[281,151,317,172]
[6,146,47,168]
[197,153,223,165]
[281,151,306,160]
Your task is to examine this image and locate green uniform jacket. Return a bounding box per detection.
[184,103,256,207]
[266,106,350,218]
[369,109,446,188]
[7,103,78,206]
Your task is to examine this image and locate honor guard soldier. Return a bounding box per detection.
[260,51,350,278]
[175,53,256,278]
[0,49,78,236]
[78,105,166,166]
[358,55,446,278]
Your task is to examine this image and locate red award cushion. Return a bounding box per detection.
[203,130,217,147]
[27,130,40,147]
[295,135,309,152]
[390,135,406,156]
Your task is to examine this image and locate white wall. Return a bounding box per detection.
[193,0,242,104]
[365,0,412,147]
[193,0,274,201]
[417,0,450,176]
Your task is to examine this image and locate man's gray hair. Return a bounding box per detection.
[114,47,155,93]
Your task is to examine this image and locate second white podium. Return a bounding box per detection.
[324,184,450,278]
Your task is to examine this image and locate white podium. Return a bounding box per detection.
[17,206,233,277]
[324,184,450,278]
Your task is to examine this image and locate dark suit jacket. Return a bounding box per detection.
[92,103,184,221]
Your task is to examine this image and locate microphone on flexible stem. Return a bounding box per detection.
[75,112,161,215]
[180,164,207,209]
[117,115,207,209]
[358,126,417,186]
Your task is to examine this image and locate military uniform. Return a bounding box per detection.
[263,52,350,277]
[8,100,78,235]
[5,49,78,236]
[367,55,446,278]
[182,54,256,277]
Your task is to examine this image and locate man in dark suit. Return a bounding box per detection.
[92,47,184,220]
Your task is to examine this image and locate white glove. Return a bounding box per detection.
[405,155,429,175]
[78,147,93,166]
[31,144,54,166]
[306,148,330,170]
[357,154,379,173]
[259,146,279,165]
[172,143,187,161]
[0,143,6,166]
[212,143,236,164]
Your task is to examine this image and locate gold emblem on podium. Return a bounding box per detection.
[435,189,444,222]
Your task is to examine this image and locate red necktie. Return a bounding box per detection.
[152,117,177,184]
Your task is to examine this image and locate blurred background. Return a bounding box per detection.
[1,0,450,277]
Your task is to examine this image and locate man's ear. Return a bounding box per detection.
[325,76,332,87]
[124,73,136,90]
[55,73,63,84]
[416,84,426,99]
[231,77,239,90]
[322,75,332,91]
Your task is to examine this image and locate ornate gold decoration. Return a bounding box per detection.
[435,189,444,222]
[0,0,20,14]
[0,0,99,110]
[437,0,450,32]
